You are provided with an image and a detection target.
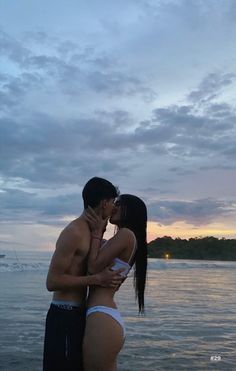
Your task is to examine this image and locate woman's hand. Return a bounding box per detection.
[85,206,108,236]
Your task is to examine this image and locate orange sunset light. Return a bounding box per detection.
[39,218,236,251]
[147,220,236,242]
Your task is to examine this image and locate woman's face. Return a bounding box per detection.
[109,198,122,225]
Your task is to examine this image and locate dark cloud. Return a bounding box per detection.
[1,29,154,100]
[86,70,155,98]
[0,188,82,224]
[0,29,30,65]
[1,70,236,189]
[188,73,236,105]
[168,167,195,176]
[148,198,236,225]
[1,188,235,228]
[0,72,43,112]
[137,187,177,197]
[23,30,59,46]
[206,103,235,118]
[199,164,236,171]
[94,110,133,128]
[1,15,236,232]
[132,99,236,160]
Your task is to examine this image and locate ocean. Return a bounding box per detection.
[0,250,236,371]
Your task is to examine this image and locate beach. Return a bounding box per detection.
[0,251,236,370]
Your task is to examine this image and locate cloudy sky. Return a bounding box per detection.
[1,0,236,251]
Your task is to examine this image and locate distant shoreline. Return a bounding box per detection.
[148,236,236,261]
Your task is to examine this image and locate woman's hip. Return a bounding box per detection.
[86,305,126,338]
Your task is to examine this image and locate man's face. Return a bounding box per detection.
[101,198,116,218]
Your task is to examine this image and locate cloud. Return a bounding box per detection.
[0,72,43,112]
[1,187,235,229]
[1,0,236,238]
[188,72,236,105]
[148,198,236,225]
[0,188,82,224]
[0,112,136,187]
[0,28,155,105]
[0,29,30,65]
[1,68,236,191]
[132,95,236,160]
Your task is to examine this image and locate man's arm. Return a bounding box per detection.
[46,229,122,291]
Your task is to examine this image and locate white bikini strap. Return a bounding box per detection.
[127,232,137,264]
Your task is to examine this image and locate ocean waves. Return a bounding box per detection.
[0,250,52,273]
[0,261,49,272]
[0,251,236,273]
[148,258,236,270]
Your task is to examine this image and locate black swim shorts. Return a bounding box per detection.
[43,303,86,371]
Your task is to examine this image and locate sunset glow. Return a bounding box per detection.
[0,1,236,251]
[147,221,236,243]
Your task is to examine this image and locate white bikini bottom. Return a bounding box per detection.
[86,305,126,338]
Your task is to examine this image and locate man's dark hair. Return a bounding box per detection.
[82,177,119,208]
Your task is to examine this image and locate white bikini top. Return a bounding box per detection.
[111,257,132,277]
[110,232,137,277]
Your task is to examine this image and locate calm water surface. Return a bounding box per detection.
[0,251,236,370]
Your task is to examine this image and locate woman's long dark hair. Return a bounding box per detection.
[118,194,147,313]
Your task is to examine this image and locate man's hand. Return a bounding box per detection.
[96,267,124,288]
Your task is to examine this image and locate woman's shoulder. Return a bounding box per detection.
[116,228,135,243]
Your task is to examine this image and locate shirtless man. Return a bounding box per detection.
[43,177,123,371]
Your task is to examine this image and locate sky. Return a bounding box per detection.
[0,0,236,251]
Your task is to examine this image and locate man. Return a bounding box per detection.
[43,177,123,371]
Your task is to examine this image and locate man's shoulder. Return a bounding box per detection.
[56,221,76,242]
[58,218,87,243]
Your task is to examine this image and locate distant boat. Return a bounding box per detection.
[0,254,5,258]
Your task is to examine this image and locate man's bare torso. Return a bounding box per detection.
[51,216,91,304]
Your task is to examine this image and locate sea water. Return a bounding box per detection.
[0,250,236,371]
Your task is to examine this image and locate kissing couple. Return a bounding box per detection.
[43,177,147,371]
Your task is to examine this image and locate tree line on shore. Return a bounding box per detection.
[148,236,236,261]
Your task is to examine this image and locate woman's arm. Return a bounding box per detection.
[88,228,133,273]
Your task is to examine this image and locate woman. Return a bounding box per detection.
[83,194,147,371]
